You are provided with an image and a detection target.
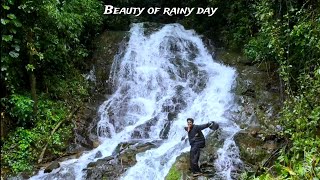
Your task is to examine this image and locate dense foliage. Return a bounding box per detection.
[1,0,102,174]
[2,96,72,172]
[241,1,320,179]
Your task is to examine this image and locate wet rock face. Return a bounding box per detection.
[131,117,158,139]
[85,140,162,179]
[91,31,128,95]
[215,50,283,171]
[234,127,281,169]
[7,173,30,180]
[43,171,76,180]
[165,153,188,180]
[166,49,283,179]
[199,130,224,171]
[72,31,127,152]
[233,66,282,130]
[235,131,267,166]
[86,156,118,179]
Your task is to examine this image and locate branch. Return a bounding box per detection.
[38,107,79,164]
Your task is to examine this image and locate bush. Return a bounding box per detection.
[1,97,72,174]
[274,68,320,179]
[4,95,35,127]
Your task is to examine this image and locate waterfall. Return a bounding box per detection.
[30,23,241,180]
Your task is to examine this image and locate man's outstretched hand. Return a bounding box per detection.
[209,121,219,130]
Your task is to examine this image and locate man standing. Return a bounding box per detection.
[184,118,219,176]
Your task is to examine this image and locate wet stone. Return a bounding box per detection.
[43,170,76,180]
[44,161,60,173]
[167,112,177,121]
[159,121,171,139]
[7,173,30,180]
[85,140,162,179]
[234,129,281,169]
[94,151,102,158]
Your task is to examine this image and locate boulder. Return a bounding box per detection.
[166,130,223,179]
[7,172,30,180]
[44,161,60,173]
[234,129,280,169]
[165,153,188,180]
[94,151,103,159]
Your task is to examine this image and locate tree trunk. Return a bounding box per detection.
[30,60,37,115]
[27,31,38,116]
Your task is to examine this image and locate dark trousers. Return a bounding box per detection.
[190,144,201,173]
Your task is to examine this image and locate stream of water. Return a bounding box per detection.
[30,23,241,180]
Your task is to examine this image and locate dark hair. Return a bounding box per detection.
[187,118,194,123]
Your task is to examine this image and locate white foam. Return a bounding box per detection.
[30,23,240,180]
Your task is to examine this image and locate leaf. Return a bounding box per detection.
[37,53,44,60]
[9,51,19,58]
[283,166,296,176]
[1,66,7,71]
[8,0,14,5]
[12,20,22,27]
[1,18,10,25]
[297,163,304,175]
[12,44,20,52]
[7,14,16,20]
[2,5,10,10]
[9,28,17,34]
[2,35,13,42]
[26,64,35,72]
[18,4,27,10]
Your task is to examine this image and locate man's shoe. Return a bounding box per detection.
[192,172,202,177]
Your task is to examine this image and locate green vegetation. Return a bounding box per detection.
[165,164,182,180]
[2,95,71,172]
[1,0,102,174]
[1,0,319,179]
[241,1,320,179]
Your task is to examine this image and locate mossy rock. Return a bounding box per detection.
[165,130,223,179]
[165,164,182,180]
[234,131,268,167]
[165,153,189,180]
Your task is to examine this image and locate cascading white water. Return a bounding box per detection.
[30,23,241,180]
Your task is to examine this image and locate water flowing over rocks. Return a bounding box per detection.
[85,140,162,179]
[28,23,284,180]
[166,49,284,179]
[216,50,284,172]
